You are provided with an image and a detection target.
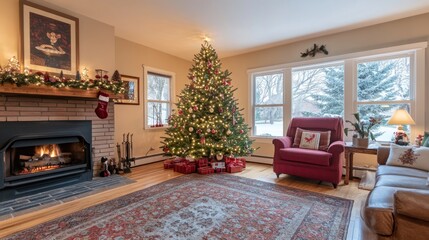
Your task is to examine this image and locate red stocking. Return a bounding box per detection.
[95,91,109,119]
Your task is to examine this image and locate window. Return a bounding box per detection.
[356,56,411,141]
[249,42,426,141]
[144,67,175,129]
[252,71,284,137]
[292,64,344,118]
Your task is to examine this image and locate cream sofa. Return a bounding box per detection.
[362,146,429,240]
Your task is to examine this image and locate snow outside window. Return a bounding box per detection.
[144,68,175,129]
[252,72,284,137]
[292,64,344,118]
[356,56,411,142]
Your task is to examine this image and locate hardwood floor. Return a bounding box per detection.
[0,162,376,239]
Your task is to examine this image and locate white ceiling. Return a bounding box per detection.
[42,0,429,60]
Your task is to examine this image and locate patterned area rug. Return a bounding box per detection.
[6,174,353,240]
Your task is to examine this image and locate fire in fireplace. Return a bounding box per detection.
[0,121,92,202]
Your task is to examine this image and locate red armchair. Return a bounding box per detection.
[273,117,345,188]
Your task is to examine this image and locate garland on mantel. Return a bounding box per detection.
[0,57,125,94]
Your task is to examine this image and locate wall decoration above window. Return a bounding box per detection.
[300,44,328,58]
[21,0,79,76]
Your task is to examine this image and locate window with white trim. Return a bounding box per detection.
[248,43,426,141]
[144,67,175,129]
[252,71,284,137]
[356,55,412,141]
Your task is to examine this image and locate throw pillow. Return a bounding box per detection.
[386,144,429,171]
[293,127,331,151]
[299,131,321,150]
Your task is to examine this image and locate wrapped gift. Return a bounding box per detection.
[163,159,175,169]
[214,167,226,173]
[174,162,187,172]
[176,164,196,174]
[227,164,243,173]
[196,158,209,168]
[198,166,214,175]
[225,157,246,168]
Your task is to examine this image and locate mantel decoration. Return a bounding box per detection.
[344,112,381,148]
[113,74,139,105]
[0,57,125,94]
[300,44,329,58]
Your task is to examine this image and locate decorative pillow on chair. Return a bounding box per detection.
[293,127,331,151]
[299,131,320,150]
[386,144,429,171]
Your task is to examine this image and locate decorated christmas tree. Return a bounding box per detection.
[161,42,254,159]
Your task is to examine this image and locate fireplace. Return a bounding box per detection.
[0,121,92,202]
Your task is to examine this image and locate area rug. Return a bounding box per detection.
[5,174,353,240]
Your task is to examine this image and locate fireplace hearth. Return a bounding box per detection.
[0,121,92,202]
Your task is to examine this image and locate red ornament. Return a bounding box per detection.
[239,129,244,134]
[95,74,101,79]
[178,109,183,115]
[211,129,216,134]
[193,105,198,111]
[196,129,202,134]
[219,107,223,113]
[200,137,206,144]
[103,75,109,80]
[163,146,169,152]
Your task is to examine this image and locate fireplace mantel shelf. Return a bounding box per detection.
[0,83,123,100]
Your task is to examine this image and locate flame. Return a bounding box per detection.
[35,144,61,157]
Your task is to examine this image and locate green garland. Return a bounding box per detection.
[0,71,124,94]
[0,62,125,94]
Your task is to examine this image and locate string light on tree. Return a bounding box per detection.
[161,41,255,159]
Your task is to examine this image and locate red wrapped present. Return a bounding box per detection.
[176,164,196,174]
[198,166,214,175]
[214,168,226,173]
[196,158,209,168]
[225,157,246,168]
[163,159,175,169]
[227,164,243,173]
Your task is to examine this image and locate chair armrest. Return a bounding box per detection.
[327,141,345,155]
[394,191,429,222]
[377,146,390,165]
[272,137,292,150]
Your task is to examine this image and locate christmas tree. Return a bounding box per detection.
[161,42,254,159]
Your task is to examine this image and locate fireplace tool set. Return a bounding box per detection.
[116,133,135,173]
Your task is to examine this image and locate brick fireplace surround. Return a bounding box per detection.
[0,94,115,175]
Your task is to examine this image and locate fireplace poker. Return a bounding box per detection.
[130,133,133,158]
[116,143,122,170]
[121,133,126,160]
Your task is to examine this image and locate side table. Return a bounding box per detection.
[344,142,378,185]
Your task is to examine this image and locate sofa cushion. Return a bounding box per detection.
[386,145,429,171]
[376,165,428,179]
[279,148,332,166]
[293,127,331,151]
[375,175,429,190]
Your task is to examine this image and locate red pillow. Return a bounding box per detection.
[293,127,331,151]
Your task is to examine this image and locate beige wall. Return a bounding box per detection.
[221,13,429,167]
[114,37,190,157]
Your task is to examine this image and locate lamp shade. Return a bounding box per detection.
[387,109,415,125]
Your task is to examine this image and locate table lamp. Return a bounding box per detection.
[387,109,415,145]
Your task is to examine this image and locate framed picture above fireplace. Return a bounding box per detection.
[20,0,79,76]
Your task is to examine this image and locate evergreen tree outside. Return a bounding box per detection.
[301,66,344,117]
[161,42,254,159]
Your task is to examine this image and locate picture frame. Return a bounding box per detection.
[114,75,140,105]
[20,0,79,76]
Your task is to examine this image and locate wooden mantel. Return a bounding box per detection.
[0,83,123,100]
